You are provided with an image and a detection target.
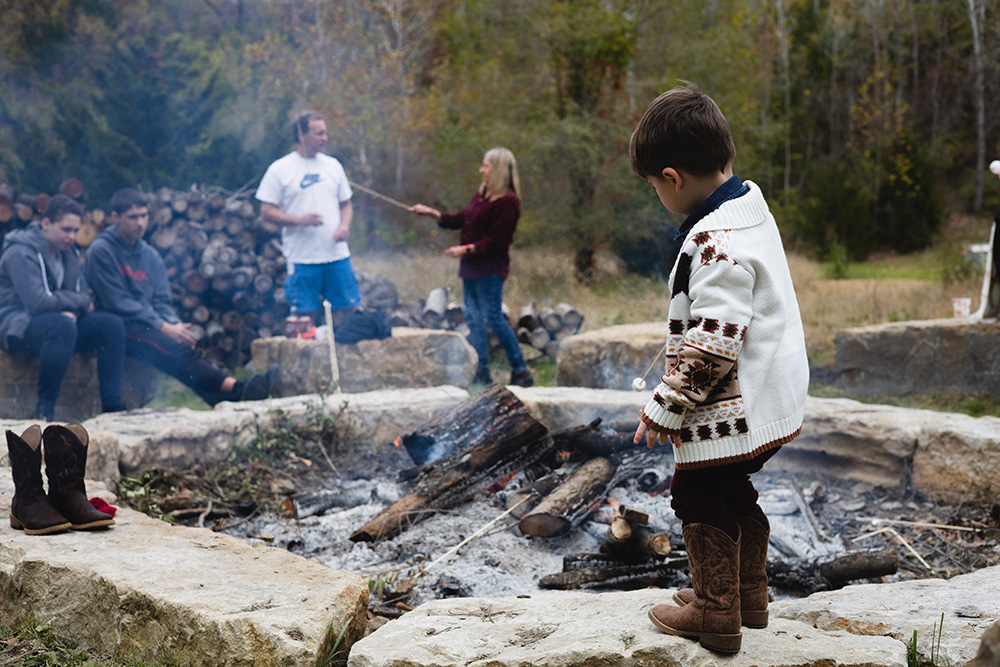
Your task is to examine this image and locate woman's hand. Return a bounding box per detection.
[444,244,472,258]
[409,203,441,220]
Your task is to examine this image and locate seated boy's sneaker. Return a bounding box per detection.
[510,369,534,387]
[239,372,270,401]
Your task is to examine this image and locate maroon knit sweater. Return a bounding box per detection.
[438,192,520,280]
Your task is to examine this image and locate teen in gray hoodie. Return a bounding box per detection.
[0,195,126,420]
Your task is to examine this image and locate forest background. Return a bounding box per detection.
[2,0,1000,277]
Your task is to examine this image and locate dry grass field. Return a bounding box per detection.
[354,240,985,369]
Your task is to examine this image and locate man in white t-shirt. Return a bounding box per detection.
[256,111,363,327]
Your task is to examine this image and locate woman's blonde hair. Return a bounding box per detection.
[480,147,521,200]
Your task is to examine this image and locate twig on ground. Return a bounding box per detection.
[197,499,214,528]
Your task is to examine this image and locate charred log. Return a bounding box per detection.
[351,386,552,543]
[519,456,617,537]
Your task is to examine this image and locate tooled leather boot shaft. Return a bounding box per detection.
[43,424,114,530]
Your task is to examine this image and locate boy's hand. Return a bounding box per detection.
[634,421,671,449]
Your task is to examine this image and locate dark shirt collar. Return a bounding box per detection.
[674,175,749,241]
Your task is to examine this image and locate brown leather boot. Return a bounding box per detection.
[672,514,770,628]
[648,523,742,654]
[43,424,115,530]
[6,426,72,535]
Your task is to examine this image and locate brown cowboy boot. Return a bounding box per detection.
[6,426,72,535]
[673,514,770,628]
[648,523,742,654]
[42,424,115,530]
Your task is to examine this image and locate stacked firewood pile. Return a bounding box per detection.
[0,179,83,241]
[387,287,585,358]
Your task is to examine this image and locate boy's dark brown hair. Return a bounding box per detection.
[629,84,735,178]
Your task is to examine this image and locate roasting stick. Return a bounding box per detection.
[853,525,933,571]
[349,181,412,210]
[323,300,341,394]
[855,516,976,532]
[415,495,531,579]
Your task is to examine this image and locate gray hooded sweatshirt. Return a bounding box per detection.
[0,221,93,349]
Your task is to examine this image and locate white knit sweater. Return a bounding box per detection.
[640,181,809,469]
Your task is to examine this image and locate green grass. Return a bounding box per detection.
[0,616,174,667]
[810,381,1000,418]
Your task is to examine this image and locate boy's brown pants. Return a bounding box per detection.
[669,446,781,542]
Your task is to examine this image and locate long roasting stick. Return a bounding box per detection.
[416,495,530,578]
[323,300,341,394]
[349,181,412,210]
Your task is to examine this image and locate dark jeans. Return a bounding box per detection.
[670,446,782,541]
[9,311,126,414]
[462,275,526,374]
[124,321,233,406]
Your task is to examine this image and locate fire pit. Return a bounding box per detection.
[207,386,1000,618]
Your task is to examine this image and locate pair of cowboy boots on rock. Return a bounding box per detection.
[647,514,770,654]
[6,424,115,535]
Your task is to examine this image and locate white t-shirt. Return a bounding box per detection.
[256,151,353,264]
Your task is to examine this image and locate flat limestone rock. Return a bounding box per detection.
[791,396,1000,503]
[508,386,645,431]
[251,328,476,395]
[0,476,369,667]
[835,318,1000,397]
[82,407,257,476]
[771,565,1000,667]
[347,588,906,667]
[555,323,667,391]
[1,417,120,488]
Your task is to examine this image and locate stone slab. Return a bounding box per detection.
[251,328,477,395]
[347,588,907,667]
[224,385,472,449]
[835,318,1000,397]
[555,322,666,391]
[1,418,121,488]
[0,476,368,667]
[508,385,646,431]
[82,407,258,477]
[0,351,159,422]
[771,565,1000,667]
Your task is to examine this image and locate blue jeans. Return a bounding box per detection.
[9,311,126,415]
[462,275,525,374]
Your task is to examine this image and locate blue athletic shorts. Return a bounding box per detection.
[285,258,363,314]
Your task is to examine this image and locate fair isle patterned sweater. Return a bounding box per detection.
[640,181,809,470]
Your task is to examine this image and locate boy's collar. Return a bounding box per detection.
[674,175,749,241]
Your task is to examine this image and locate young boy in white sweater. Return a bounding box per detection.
[630,85,809,654]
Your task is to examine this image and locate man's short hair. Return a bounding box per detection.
[293,111,324,143]
[110,188,148,215]
[43,194,84,223]
[629,84,735,178]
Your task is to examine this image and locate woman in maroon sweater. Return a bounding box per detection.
[410,148,533,387]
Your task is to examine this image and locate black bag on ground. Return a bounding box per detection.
[333,309,391,344]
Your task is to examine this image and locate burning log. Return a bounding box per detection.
[519,456,617,537]
[765,547,899,595]
[350,385,553,542]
